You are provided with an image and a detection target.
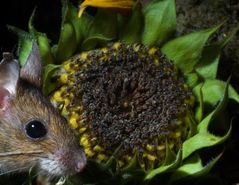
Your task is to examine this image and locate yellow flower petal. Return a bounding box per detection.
[78,0,134,17]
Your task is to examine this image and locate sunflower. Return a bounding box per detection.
[9,0,239,184]
[51,42,195,169]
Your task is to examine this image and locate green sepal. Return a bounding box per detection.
[28,7,37,36]
[55,22,77,62]
[65,2,94,49]
[121,152,142,172]
[195,25,239,80]
[72,13,94,48]
[183,125,231,160]
[37,34,55,65]
[193,79,239,110]
[7,25,33,66]
[163,140,176,166]
[144,147,182,181]
[119,152,145,184]
[81,35,114,51]
[81,10,117,51]
[197,79,229,133]
[161,24,222,74]
[118,1,143,44]
[185,72,200,88]
[194,85,204,123]
[10,8,54,66]
[142,0,176,46]
[183,81,231,159]
[118,152,145,184]
[43,64,61,95]
[170,153,222,182]
[28,9,54,65]
[18,39,33,67]
[101,156,117,174]
[61,0,72,24]
[53,0,78,62]
[187,114,198,138]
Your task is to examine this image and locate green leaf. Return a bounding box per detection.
[28,8,54,65]
[183,82,232,159]
[189,153,222,178]
[81,34,114,51]
[28,8,37,36]
[144,148,182,180]
[9,9,54,66]
[18,39,33,66]
[187,114,198,138]
[182,125,231,159]
[7,25,33,66]
[118,1,143,44]
[61,0,70,24]
[193,79,239,108]
[163,141,176,166]
[195,25,239,79]
[120,153,145,184]
[71,13,93,48]
[194,85,204,123]
[142,0,176,46]
[37,34,55,65]
[53,0,78,62]
[55,23,77,62]
[197,80,229,133]
[43,64,60,95]
[81,10,117,51]
[64,2,94,49]
[101,155,117,174]
[185,72,200,88]
[161,24,222,73]
[171,153,222,182]
[122,152,141,172]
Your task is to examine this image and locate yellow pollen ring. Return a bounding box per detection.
[52,91,63,102]
[84,148,95,157]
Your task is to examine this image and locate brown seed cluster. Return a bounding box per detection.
[51,43,194,167]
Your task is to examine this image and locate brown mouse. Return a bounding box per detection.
[0,42,86,177]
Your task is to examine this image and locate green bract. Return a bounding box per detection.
[9,0,239,184]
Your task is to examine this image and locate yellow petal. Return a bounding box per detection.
[78,0,134,17]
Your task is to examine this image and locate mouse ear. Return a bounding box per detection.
[20,41,43,89]
[0,53,20,112]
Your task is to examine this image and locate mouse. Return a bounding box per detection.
[0,42,86,178]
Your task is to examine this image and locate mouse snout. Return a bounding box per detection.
[73,149,87,173]
[65,147,87,175]
[75,157,86,173]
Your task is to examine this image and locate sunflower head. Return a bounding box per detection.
[51,42,194,170]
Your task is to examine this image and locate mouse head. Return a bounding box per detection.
[0,42,86,176]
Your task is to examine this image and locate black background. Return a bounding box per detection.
[0,0,62,52]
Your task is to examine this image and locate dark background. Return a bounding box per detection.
[0,0,62,52]
[0,0,239,185]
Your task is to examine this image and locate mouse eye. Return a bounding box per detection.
[25,120,47,139]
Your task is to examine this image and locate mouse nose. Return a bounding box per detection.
[75,161,86,172]
[73,150,87,173]
[54,147,87,175]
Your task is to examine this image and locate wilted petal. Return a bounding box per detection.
[78,0,134,17]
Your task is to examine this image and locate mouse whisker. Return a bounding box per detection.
[0,166,28,176]
[0,150,44,157]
